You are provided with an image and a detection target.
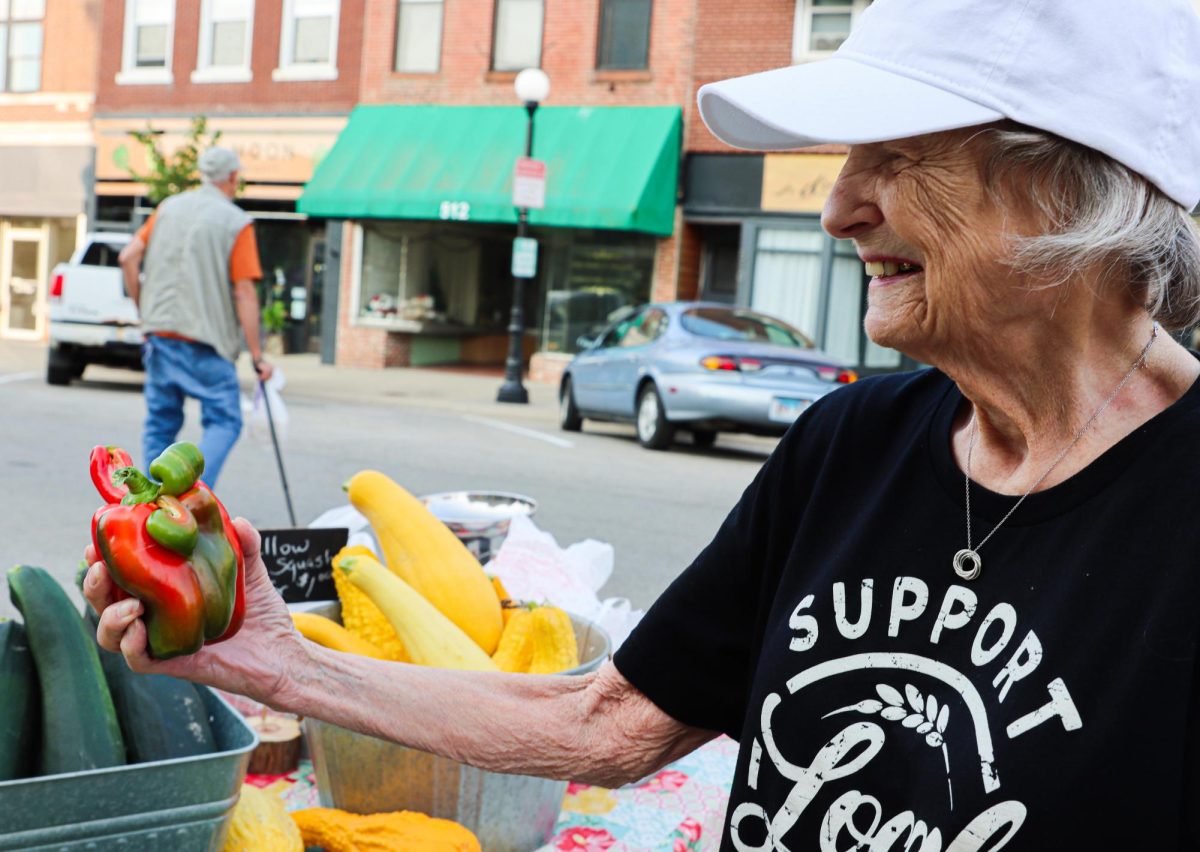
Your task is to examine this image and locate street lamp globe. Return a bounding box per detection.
[514,68,550,105]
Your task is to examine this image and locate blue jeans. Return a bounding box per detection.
[142,335,242,489]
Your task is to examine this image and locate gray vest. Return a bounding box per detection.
[140,183,253,363]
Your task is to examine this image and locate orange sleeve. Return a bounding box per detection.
[229,224,263,282]
[136,212,157,246]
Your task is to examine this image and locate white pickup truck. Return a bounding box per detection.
[46,232,144,385]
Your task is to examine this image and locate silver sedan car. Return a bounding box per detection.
[559,302,858,450]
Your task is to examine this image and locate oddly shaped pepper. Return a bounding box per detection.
[89,442,245,659]
[150,442,205,497]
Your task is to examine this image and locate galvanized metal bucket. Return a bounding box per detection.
[302,604,610,851]
[0,687,256,851]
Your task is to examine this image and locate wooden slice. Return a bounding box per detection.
[245,714,303,775]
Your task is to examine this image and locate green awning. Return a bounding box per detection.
[298,105,681,237]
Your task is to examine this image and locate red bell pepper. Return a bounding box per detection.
[89,442,245,659]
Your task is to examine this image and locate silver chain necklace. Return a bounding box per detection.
[952,322,1159,581]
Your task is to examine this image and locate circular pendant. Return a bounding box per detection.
[953,548,982,581]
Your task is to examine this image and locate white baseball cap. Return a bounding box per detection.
[698,0,1200,210]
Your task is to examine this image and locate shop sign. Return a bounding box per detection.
[761,154,848,213]
[260,527,349,603]
[94,117,344,185]
[439,200,471,221]
[512,157,547,210]
[512,236,538,278]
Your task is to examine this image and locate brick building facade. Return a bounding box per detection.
[313,0,910,379]
[67,0,914,376]
[0,0,99,340]
[91,0,369,358]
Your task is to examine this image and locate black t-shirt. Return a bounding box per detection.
[615,367,1200,850]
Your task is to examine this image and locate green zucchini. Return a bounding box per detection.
[7,565,125,775]
[83,603,216,762]
[0,619,39,780]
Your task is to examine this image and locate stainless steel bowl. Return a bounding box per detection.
[418,491,537,564]
[300,602,609,850]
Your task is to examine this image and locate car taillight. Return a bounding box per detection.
[816,366,859,383]
[699,355,765,372]
[49,273,64,301]
[700,355,740,371]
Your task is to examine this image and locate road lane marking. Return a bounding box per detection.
[0,372,37,385]
[461,415,574,449]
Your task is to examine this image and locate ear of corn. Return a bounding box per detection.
[337,553,498,671]
[345,471,504,654]
[331,545,410,663]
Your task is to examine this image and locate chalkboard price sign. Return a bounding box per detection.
[259,528,349,603]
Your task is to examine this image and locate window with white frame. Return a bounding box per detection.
[194,0,254,82]
[492,0,543,72]
[0,0,44,93]
[118,0,174,83]
[274,0,340,81]
[792,0,870,62]
[394,0,443,73]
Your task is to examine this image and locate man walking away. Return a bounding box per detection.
[118,147,273,488]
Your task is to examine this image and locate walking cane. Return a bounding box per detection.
[259,378,297,527]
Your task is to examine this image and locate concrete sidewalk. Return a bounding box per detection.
[1,339,560,424]
[265,352,560,424]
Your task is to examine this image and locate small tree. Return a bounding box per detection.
[126,116,223,204]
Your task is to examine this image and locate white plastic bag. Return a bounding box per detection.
[488,515,644,651]
[308,503,380,553]
[243,368,288,443]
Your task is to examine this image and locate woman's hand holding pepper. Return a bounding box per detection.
[84,517,308,708]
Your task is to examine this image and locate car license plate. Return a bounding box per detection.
[769,396,812,423]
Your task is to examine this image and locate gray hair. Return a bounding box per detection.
[979,122,1200,333]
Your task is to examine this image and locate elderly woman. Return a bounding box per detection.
[86,0,1200,847]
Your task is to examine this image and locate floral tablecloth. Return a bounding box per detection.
[245,736,738,851]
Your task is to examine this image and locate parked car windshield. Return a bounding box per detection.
[680,307,815,348]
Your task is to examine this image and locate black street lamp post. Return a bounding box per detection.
[497,68,550,404]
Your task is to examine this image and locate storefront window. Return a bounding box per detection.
[750,227,824,339]
[358,222,654,351]
[747,222,902,371]
[359,221,505,327]
[540,233,656,354]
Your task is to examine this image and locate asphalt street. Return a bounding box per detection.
[0,341,779,620]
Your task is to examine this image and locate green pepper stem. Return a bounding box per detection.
[114,467,161,505]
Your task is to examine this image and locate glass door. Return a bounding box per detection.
[2,228,47,339]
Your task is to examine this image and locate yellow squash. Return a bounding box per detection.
[224,785,303,852]
[291,807,480,852]
[337,553,499,671]
[490,575,516,625]
[345,471,503,654]
[491,605,580,674]
[331,545,410,662]
[491,607,535,673]
[291,612,388,659]
[527,605,580,674]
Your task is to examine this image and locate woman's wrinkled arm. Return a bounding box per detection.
[283,654,717,787]
[84,518,716,787]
